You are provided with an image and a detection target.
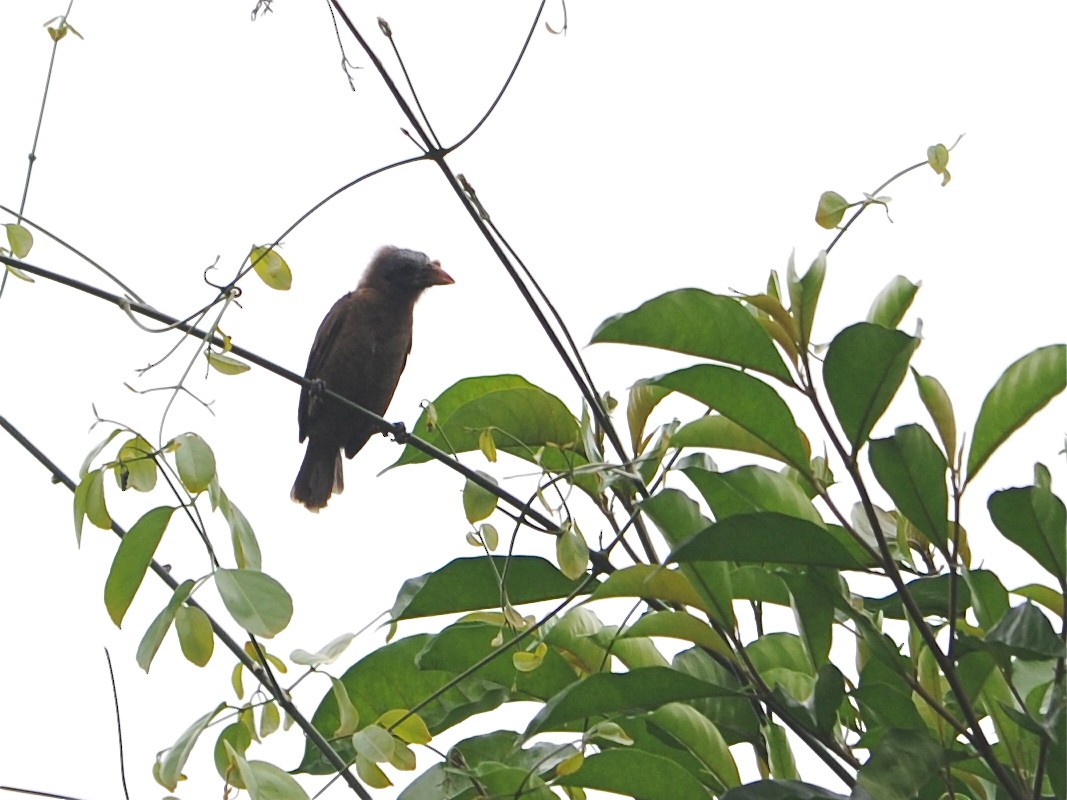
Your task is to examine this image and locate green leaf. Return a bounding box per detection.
[388,375,580,469]
[786,250,826,348]
[868,424,948,550]
[814,191,849,229]
[765,722,798,780]
[172,432,216,494]
[867,275,920,329]
[462,471,498,523]
[912,371,956,460]
[556,748,711,800]
[681,464,824,525]
[591,289,793,383]
[985,601,1063,660]
[176,605,214,666]
[621,610,732,657]
[592,565,712,615]
[674,648,762,744]
[853,728,942,800]
[4,223,33,258]
[557,522,589,580]
[722,780,848,799]
[967,344,1066,482]
[652,365,808,471]
[214,568,293,638]
[214,723,252,785]
[104,506,176,626]
[867,572,983,621]
[419,620,577,700]
[389,556,590,621]
[298,635,505,774]
[81,467,113,529]
[812,664,846,736]
[640,489,735,626]
[206,350,251,375]
[780,570,838,668]
[1011,583,1064,618]
[628,379,673,454]
[249,245,292,291]
[673,415,805,467]
[137,580,194,672]
[988,485,1066,582]
[823,322,919,450]
[525,667,737,737]
[671,513,868,570]
[647,703,740,791]
[158,702,227,791]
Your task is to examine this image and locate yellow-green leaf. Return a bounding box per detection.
[462,471,498,523]
[378,709,432,745]
[331,677,360,737]
[84,468,112,530]
[4,223,33,258]
[206,350,251,375]
[557,522,589,580]
[478,428,498,462]
[249,245,292,291]
[815,191,849,229]
[117,435,157,492]
[176,604,214,667]
[927,143,951,186]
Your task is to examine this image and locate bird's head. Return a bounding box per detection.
[363,246,455,296]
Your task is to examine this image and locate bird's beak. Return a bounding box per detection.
[425,260,455,286]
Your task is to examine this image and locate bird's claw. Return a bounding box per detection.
[308,378,327,397]
[390,421,409,444]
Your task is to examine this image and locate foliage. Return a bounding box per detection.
[2,6,1064,800]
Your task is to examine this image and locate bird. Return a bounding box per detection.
[291,246,454,511]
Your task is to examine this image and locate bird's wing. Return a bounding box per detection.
[297,294,351,442]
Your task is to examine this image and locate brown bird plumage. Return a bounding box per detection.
[291,246,454,511]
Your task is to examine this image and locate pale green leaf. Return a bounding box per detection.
[158,703,226,791]
[172,432,216,494]
[214,568,293,638]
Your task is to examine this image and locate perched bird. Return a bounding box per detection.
[291,246,454,511]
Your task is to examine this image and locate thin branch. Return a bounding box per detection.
[0,205,146,304]
[2,255,575,551]
[824,161,927,255]
[0,414,373,800]
[103,649,131,800]
[379,19,442,150]
[448,0,549,152]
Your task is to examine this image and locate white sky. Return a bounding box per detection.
[1,2,1064,799]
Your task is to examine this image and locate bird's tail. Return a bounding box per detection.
[291,438,344,512]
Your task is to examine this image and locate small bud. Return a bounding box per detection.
[377,17,392,38]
